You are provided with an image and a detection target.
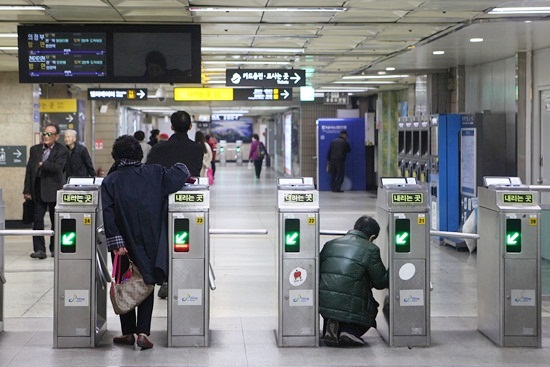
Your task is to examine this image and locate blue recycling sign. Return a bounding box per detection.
[0,146,27,167]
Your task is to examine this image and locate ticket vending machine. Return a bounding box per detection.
[53,178,109,348]
[375,177,430,347]
[168,177,210,347]
[276,177,319,347]
[0,189,5,333]
[235,139,243,166]
[477,177,541,347]
[219,140,227,167]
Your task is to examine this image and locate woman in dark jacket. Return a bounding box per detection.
[101,135,189,350]
[319,216,389,347]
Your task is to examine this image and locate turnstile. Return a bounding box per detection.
[219,140,227,167]
[168,177,210,347]
[477,177,541,347]
[53,178,109,348]
[0,189,5,333]
[375,177,430,347]
[276,177,319,347]
[235,139,243,166]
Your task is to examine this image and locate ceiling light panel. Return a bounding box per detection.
[188,7,347,12]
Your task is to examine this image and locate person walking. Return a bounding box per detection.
[205,134,217,178]
[319,216,389,347]
[133,130,151,163]
[146,110,203,298]
[23,124,69,259]
[327,129,351,192]
[64,129,95,179]
[102,135,190,350]
[248,133,267,179]
[195,131,212,177]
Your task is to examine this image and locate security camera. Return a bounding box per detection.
[156,86,166,102]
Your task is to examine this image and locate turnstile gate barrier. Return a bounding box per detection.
[276,177,319,347]
[53,178,109,348]
[375,177,430,347]
[168,177,210,347]
[219,140,227,167]
[477,177,541,347]
[235,140,243,166]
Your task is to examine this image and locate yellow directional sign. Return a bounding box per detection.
[39,99,77,113]
[174,88,234,101]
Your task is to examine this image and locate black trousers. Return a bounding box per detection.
[112,253,155,336]
[253,158,263,178]
[323,317,370,339]
[329,159,346,191]
[32,182,55,253]
[210,160,216,177]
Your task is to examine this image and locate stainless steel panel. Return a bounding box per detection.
[170,259,205,336]
[392,259,427,336]
[55,213,94,260]
[169,213,207,259]
[56,260,91,337]
[281,259,316,337]
[504,259,538,336]
[280,213,318,259]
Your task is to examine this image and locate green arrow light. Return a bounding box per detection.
[506,232,519,245]
[175,232,188,244]
[62,232,76,246]
[395,232,409,245]
[286,232,299,245]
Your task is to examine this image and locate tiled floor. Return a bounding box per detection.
[1,164,550,367]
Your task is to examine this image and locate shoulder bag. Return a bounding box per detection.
[109,253,154,315]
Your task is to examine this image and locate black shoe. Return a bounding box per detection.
[339,331,365,346]
[35,250,47,259]
[30,252,38,258]
[50,252,55,258]
[157,282,168,298]
[323,319,340,347]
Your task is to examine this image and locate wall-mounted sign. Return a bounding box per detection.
[226,69,306,87]
[0,145,27,167]
[174,88,292,102]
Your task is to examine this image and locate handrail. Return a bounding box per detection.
[320,230,346,236]
[527,185,550,191]
[0,230,54,236]
[209,263,216,291]
[209,229,268,235]
[0,271,5,284]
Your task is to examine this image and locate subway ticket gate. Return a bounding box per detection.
[375,177,430,347]
[276,177,319,347]
[53,178,110,348]
[235,139,243,166]
[477,177,541,347]
[168,177,210,347]
[0,189,5,333]
[219,140,227,167]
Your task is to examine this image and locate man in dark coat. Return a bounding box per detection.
[327,129,351,192]
[23,123,69,259]
[64,129,95,179]
[146,110,203,298]
[146,110,203,176]
[102,135,190,349]
[319,216,389,347]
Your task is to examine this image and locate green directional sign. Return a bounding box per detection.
[174,218,190,252]
[284,218,300,253]
[394,218,411,253]
[60,218,76,253]
[506,218,522,253]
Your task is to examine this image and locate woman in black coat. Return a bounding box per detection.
[101,135,189,350]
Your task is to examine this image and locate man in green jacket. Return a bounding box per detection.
[319,216,389,346]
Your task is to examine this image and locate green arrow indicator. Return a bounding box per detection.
[395,232,409,245]
[62,232,76,245]
[175,232,188,244]
[286,232,299,245]
[507,232,519,245]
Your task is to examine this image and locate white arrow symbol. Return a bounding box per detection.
[281,89,290,99]
[66,114,74,123]
[290,72,301,84]
[137,89,146,99]
[13,149,22,158]
[507,232,519,245]
[395,232,408,245]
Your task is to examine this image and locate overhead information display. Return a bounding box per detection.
[24,31,107,78]
[174,87,292,101]
[226,69,306,87]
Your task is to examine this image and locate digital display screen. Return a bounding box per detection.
[391,193,423,204]
[284,218,300,253]
[394,218,411,253]
[283,193,314,203]
[18,24,201,84]
[61,193,93,204]
[174,218,190,252]
[502,194,534,204]
[60,218,76,253]
[506,218,522,253]
[174,193,205,203]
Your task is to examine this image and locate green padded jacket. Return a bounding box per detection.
[319,229,389,327]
